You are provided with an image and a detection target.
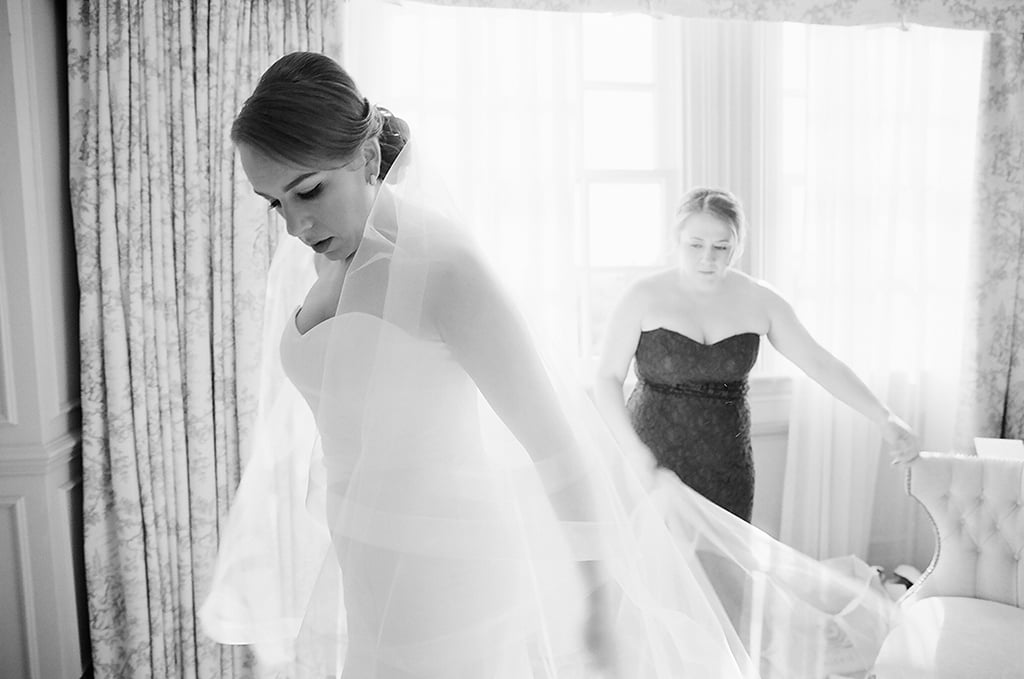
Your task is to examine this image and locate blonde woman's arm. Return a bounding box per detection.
[762,282,918,462]
[592,281,658,481]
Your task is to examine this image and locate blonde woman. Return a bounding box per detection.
[594,188,918,521]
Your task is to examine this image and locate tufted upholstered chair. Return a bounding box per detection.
[869,452,1024,678]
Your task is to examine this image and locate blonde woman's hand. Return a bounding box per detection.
[880,412,919,465]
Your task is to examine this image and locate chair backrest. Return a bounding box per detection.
[902,452,1024,609]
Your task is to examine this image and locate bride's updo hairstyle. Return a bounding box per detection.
[674,187,746,263]
[231,51,410,181]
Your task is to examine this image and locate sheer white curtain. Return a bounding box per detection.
[763,23,984,563]
[344,0,584,354]
[342,2,984,567]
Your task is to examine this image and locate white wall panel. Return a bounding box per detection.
[0,0,87,676]
[0,496,38,679]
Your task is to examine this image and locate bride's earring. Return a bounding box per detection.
[368,174,377,186]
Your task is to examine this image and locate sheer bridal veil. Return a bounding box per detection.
[200,140,898,678]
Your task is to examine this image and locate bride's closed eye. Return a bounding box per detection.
[297,184,323,201]
[264,183,322,211]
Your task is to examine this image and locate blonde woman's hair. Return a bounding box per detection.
[675,188,746,261]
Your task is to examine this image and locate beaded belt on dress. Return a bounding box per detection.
[639,378,748,402]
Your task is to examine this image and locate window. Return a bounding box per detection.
[578,14,681,358]
[344,4,983,377]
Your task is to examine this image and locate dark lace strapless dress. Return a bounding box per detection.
[627,329,761,521]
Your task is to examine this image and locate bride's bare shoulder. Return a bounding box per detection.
[419,223,497,278]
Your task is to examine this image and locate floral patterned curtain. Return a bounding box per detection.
[67,1,339,677]
[956,30,1024,442]
[416,0,1024,29]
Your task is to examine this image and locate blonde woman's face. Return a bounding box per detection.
[675,212,737,284]
[238,142,378,262]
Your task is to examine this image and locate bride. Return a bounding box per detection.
[200,51,899,679]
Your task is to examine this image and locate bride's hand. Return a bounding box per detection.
[622,438,658,490]
[880,412,919,465]
[582,572,620,677]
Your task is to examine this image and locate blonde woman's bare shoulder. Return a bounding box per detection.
[621,268,676,305]
[721,268,760,288]
[742,274,795,313]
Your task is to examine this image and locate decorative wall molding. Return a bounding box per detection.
[0,439,85,679]
[0,495,40,679]
[0,431,82,477]
[0,0,85,677]
[0,2,17,431]
[0,0,80,438]
[0,276,15,428]
[57,470,87,677]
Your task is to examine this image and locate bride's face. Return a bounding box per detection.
[675,212,737,284]
[238,142,379,262]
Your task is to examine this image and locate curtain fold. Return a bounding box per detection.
[67,2,339,677]
[765,23,983,562]
[955,31,1024,445]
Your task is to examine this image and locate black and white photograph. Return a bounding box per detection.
[1,1,1022,678]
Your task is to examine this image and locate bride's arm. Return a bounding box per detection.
[429,243,601,524]
[428,242,620,672]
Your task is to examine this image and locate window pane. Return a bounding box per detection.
[582,14,654,83]
[588,183,665,266]
[587,269,642,354]
[583,90,656,169]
